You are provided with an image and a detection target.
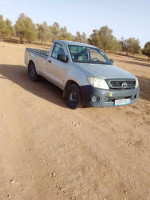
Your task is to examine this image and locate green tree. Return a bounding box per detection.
[88,29,102,47]
[120,37,128,54]
[15,13,36,42]
[59,26,73,41]
[59,26,67,40]
[89,26,114,51]
[0,15,7,39]
[142,42,150,61]
[74,32,87,43]
[75,31,82,42]
[99,26,114,51]
[15,18,25,41]
[5,19,12,38]
[65,32,74,41]
[49,22,60,41]
[126,38,141,56]
[37,23,44,44]
[112,38,122,53]
[24,17,36,42]
[5,19,15,38]
[37,22,51,45]
[81,32,87,43]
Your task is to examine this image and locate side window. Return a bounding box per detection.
[52,43,66,59]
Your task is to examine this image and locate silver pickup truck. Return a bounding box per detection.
[24,40,140,109]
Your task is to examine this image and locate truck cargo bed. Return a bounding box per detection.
[26,48,49,58]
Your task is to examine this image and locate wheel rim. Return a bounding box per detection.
[29,66,34,77]
[69,90,78,104]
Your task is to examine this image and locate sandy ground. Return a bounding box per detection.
[0,42,150,200]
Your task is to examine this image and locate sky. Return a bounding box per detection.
[0,0,149,47]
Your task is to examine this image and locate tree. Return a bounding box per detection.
[121,37,141,56]
[5,19,12,38]
[99,26,114,51]
[0,15,7,39]
[125,38,141,56]
[112,37,122,53]
[59,26,67,40]
[81,32,87,43]
[59,26,73,41]
[49,22,60,41]
[64,32,74,41]
[15,18,25,41]
[120,37,128,55]
[37,22,51,45]
[142,42,150,61]
[74,32,87,43]
[37,23,44,44]
[5,19,15,38]
[89,26,114,51]
[15,13,36,42]
[0,15,15,39]
[88,29,102,48]
[24,17,36,42]
[75,31,82,42]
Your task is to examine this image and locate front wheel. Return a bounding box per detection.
[28,63,39,81]
[66,84,82,109]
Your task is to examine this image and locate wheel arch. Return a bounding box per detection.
[28,60,35,67]
[28,60,36,74]
[63,80,82,98]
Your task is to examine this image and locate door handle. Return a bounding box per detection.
[48,60,51,63]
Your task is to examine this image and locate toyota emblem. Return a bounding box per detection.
[122,82,128,88]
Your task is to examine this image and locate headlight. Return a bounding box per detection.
[135,78,139,88]
[87,77,109,89]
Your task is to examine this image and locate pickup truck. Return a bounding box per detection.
[24,40,140,109]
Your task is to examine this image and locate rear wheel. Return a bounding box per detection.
[28,63,39,81]
[66,84,82,109]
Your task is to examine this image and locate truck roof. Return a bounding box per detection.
[54,40,97,48]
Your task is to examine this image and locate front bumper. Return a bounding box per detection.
[80,85,140,107]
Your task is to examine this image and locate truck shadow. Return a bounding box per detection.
[0,64,67,108]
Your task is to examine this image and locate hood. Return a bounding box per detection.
[74,63,136,80]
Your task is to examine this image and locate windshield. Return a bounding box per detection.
[68,45,111,64]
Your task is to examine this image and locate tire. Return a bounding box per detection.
[28,63,39,81]
[66,84,82,109]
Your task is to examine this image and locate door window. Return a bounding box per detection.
[52,43,66,59]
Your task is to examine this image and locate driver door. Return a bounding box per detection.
[46,43,68,89]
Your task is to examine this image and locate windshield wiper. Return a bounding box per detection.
[97,61,106,64]
[73,60,92,63]
[73,60,109,65]
[91,61,107,64]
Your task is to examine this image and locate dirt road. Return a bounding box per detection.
[0,42,150,200]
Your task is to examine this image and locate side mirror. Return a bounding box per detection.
[110,59,114,64]
[57,54,68,63]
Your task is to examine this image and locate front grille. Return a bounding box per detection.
[106,79,136,89]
